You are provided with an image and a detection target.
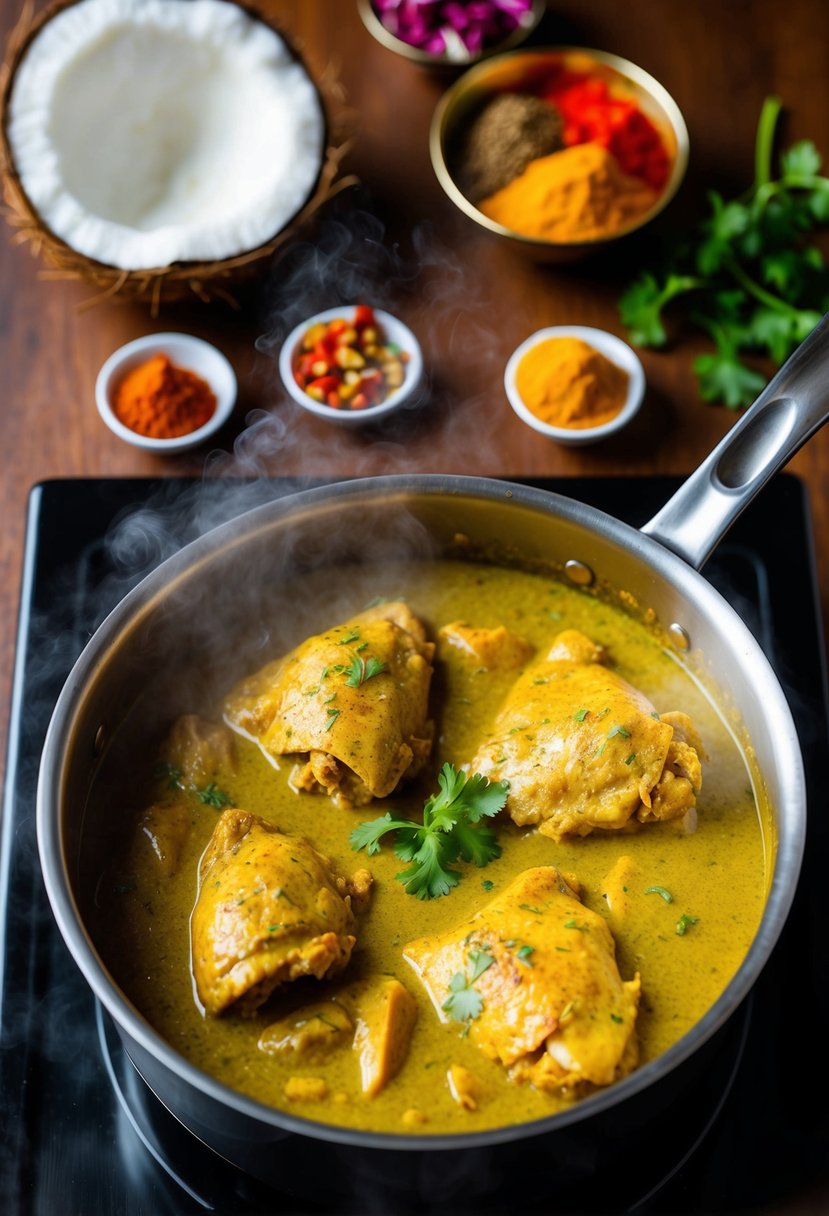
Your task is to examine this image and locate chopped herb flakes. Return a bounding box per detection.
[481,879,494,892]
[324,708,341,731]
[563,919,588,932]
[610,1013,624,1024]
[516,945,535,967]
[573,708,590,722]
[644,885,674,903]
[196,783,234,809]
[676,914,700,936]
[625,753,636,765]
[607,724,632,740]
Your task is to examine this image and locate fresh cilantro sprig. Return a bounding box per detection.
[619,95,829,407]
[349,763,509,899]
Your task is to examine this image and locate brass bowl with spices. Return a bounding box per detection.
[430,47,689,261]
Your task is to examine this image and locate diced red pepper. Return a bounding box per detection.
[353,304,375,330]
[326,391,341,408]
[307,375,340,396]
[350,392,368,410]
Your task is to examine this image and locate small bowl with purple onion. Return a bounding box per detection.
[357,0,546,70]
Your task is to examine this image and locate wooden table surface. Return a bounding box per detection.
[2,1,829,775]
[0,2,827,1210]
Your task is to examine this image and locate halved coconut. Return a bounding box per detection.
[1,0,340,299]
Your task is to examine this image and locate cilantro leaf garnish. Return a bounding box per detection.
[620,95,829,407]
[442,972,484,1023]
[195,783,234,809]
[344,654,387,687]
[349,764,509,899]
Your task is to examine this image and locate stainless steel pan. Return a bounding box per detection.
[36,315,829,1182]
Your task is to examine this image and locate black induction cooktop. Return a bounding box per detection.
[2,475,828,1216]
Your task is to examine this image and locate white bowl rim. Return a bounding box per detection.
[278,306,424,424]
[504,324,645,445]
[95,331,238,453]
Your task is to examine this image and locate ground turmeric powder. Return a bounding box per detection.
[515,336,629,428]
[114,353,217,439]
[478,142,657,242]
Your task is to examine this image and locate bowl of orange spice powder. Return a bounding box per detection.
[96,332,237,453]
[504,325,645,445]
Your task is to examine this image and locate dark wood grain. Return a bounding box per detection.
[1,0,828,806]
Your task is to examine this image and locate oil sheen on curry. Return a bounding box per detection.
[92,559,766,1135]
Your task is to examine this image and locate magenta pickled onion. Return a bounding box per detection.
[372,0,535,60]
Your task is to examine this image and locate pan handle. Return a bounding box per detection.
[641,311,829,569]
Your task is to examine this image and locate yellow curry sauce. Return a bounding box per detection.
[91,560,766,1135]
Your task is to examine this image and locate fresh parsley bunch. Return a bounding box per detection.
[620,96,829,407]
[350,763,509,899]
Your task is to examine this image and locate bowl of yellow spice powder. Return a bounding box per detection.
[431,46,688,259]
[504,325,645,445]
[96,332,237,454]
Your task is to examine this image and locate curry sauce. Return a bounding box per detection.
[91,559,766,1136]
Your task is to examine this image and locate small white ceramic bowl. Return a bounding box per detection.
[96,332,237,454]
[504,325,645,446]
[279,306,423,426]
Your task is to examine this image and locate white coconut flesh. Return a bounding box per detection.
[7,0,325,270]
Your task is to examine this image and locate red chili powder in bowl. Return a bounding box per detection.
[113,353,217,439]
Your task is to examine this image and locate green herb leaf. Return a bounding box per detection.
[573,708,590,722]
[516,945,535,967]
[676,914,700,936]
[780,139,822,178]
[693,346,767,409]
[442,973,484,1023]
[343,653,387,687]
[645,885,674,903]
[351,765,508,899]
[196,783,234,809]
[607,724,631,740]
[468,946,495,981]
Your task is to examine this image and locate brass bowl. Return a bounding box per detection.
[429,46,689,261]
[357,0,547,71]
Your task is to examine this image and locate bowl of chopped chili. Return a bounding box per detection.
[430,46,688,260]
[279,305,424,426]
[96,332,238,454]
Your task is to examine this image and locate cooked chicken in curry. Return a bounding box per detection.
[191,808,372,1015]
[257,975,417,1097]
[224,601,435,809]
[92,559,766,1137]
[471,629,703,841]
[404,867,640,1091]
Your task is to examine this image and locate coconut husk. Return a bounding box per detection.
[0,0,355,311]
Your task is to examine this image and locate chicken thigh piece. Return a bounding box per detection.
[224,601,435,809]
[404,866,640,1091]
[191,809,371,1016]
[470,629,703,841]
